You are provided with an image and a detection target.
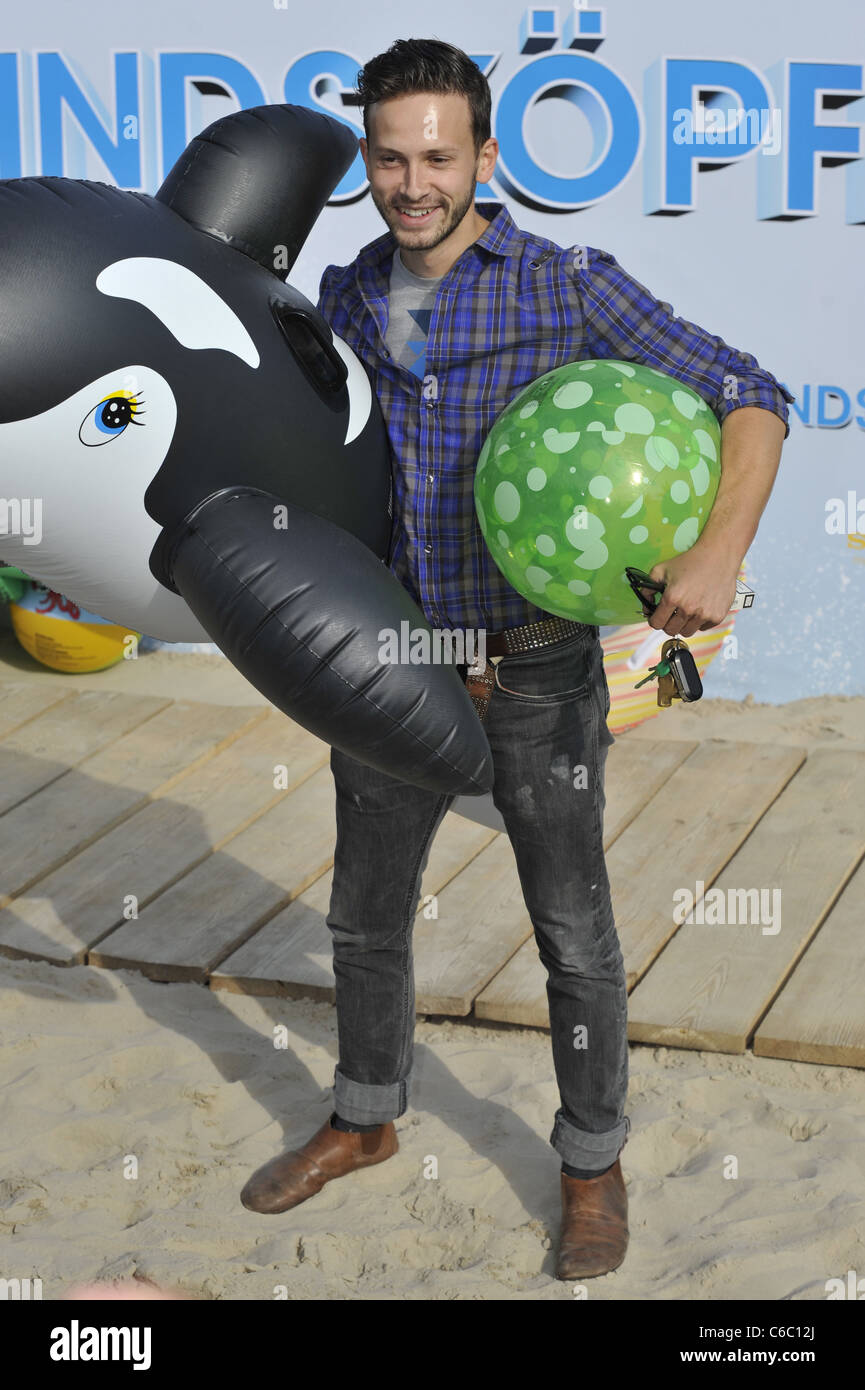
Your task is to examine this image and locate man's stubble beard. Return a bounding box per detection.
[371,181,478,251]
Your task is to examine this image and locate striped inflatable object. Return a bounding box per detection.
[600,564,745,735]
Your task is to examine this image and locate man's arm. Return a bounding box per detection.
[570,247,795,636]
[571,246,795,438]
[646,405,786,635]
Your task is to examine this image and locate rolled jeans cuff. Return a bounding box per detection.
[550,1110,631,1171]
[332,1065,409,1125]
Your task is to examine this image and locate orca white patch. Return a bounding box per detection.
[328,333,372,446]
[0,364,211,643]
[96,258,260,368]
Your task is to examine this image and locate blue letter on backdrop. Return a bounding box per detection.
[38,51,140,183]
[283,51,366,201]
[0,53,20,177]
[159,53,265,179]
[644,57,771,212]
[494,52,640,208]
[757,60,862,220]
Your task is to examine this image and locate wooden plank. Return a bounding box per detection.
[0,681,75,739]
[601,737,698,843]
[599,739,805,987]
[0,714,328,965]
[628,750,865,1054]
[210,871,337,999]
[472,939,547,1027]
[425,813,502,892]
[412,836,535,1014]
[90,764,339,980]
[0,689,169,815]
[210,811,499,996]
[475,739,805,1028]
[473,737,698,1026]
[753,853,865,1068]
[0,701,265,901]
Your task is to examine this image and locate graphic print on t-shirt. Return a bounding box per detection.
[401,308,433,379]
[384,248,444,382]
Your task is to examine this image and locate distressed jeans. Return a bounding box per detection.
[325,625,631,1171]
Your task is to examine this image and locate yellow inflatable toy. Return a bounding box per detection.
[600,564,745,735]
[9,581,140,673]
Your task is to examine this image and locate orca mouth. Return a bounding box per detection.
[158,486,494,796]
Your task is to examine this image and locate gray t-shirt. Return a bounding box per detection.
[384,247,445,380]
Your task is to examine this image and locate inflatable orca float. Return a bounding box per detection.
[0,103,493,797]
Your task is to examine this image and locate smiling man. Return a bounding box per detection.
[361,89,491,274]
[240,37,793,1281]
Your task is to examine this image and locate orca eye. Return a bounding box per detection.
[79,391,145,446]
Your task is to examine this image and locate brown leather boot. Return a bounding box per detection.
[240,1117,399,1214]
[555,1158,629,1279]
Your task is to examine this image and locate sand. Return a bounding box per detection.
[1,640,864,1300]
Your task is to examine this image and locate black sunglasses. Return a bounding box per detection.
[625,566,666,618]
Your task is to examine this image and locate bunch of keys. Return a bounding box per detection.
[625,567,705,706]
[633,637,703,705]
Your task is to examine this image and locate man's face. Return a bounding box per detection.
[359,92,494,251]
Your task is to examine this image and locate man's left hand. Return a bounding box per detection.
[638,546,740,637]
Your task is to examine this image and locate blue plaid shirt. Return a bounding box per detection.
[316,202,794,631]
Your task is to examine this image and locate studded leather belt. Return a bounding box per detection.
[463,616,587,722]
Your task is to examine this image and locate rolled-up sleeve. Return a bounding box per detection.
[571,247,796,439]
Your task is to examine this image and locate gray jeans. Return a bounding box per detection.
[325,626,630,1171]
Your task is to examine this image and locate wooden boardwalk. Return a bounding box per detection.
[1,679,863,1068]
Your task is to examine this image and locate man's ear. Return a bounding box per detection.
[480,138,498,180]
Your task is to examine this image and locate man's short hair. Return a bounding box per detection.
[355,37,492,156]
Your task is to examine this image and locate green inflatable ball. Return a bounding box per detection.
[474,359,721,624]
